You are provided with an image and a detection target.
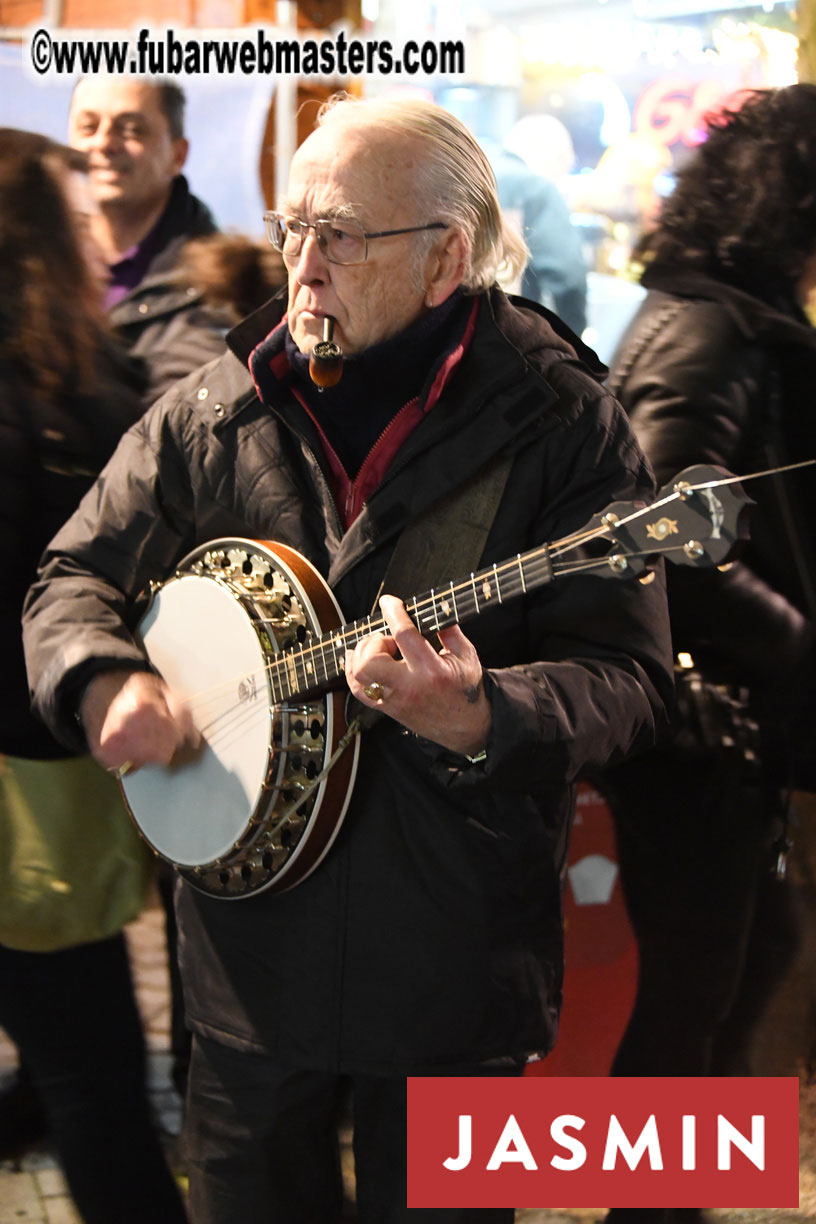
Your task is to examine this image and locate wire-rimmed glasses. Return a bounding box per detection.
[263,211,447,266]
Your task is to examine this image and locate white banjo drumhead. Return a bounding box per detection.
[121,574,274,866]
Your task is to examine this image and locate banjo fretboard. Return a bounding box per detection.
[262,544,558,705]
[259,462,750,707]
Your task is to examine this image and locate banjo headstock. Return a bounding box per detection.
[583,464,753,580]
[647,463,752,566]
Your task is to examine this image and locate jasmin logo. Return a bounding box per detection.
[407,1077,799,1210]
[443,1110,765,1172]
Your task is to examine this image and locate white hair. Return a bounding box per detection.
[316,93,528,293]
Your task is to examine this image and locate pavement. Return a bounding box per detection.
[2,882,816,1223]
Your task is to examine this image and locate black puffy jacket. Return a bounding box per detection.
[24,289,672,1072]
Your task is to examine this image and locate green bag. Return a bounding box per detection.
[0,754,153,952]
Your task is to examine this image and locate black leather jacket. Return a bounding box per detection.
[609,267,816,700]
[0,340,146,757]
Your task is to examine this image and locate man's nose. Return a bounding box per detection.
[294,229,329,283]
[88,118,120,153]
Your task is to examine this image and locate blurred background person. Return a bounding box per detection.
[598,83,816,1224]
[483,112,587,335]
[68,76,229,403]
[0,128,188,1223]
[177,231,286,325]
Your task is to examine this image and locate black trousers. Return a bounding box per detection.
[602,748,799,1079]
[157,860,192,1095]
[597,749,799,1224]
[0,934,187,1224]
[184,1033,520,1223]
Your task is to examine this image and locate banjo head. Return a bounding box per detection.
[120,540,359,899]
[122,571,276,867]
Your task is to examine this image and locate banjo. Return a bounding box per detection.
[120,464,751,900]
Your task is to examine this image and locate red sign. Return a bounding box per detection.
[407,1077,799,1209]
[530,784,637,1077]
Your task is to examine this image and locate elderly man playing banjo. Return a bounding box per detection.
[24,95,674,1222]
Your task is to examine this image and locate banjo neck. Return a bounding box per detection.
[261,462,751,707]
[265,545,554,706]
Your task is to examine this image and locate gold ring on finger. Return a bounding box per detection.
[107,760,134,779]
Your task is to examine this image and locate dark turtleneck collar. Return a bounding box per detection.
[285,289,469,477]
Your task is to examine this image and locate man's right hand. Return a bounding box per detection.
[79,670,201,773]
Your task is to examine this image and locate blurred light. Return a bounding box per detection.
[608,246,628,272]
[653,171,676,198]
[362,0,379,20]
[578,72,632,147]
[446,87,480,101]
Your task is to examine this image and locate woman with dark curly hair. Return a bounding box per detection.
[0,128,188,1223]
[633,84,816,303]
[598,84,816,1224]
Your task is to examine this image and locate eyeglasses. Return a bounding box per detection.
[263,211,447,266]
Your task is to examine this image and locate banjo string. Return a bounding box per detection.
[178,481,714,721]
[176,491,690,720]
[135,460,807,736]
[182,549,608,730]
[185,544,689,737]
[187,462,750,718]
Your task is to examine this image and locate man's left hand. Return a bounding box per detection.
[345,594,491,757]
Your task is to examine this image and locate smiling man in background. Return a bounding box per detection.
[68,76,228,401]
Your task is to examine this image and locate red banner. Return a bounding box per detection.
[407,1077,799,1209]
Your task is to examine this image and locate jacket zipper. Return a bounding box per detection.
[343,396,420,524]
[267,399,346,540]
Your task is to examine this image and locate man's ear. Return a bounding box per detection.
[423,228,468,308]
[172,137,189,175]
